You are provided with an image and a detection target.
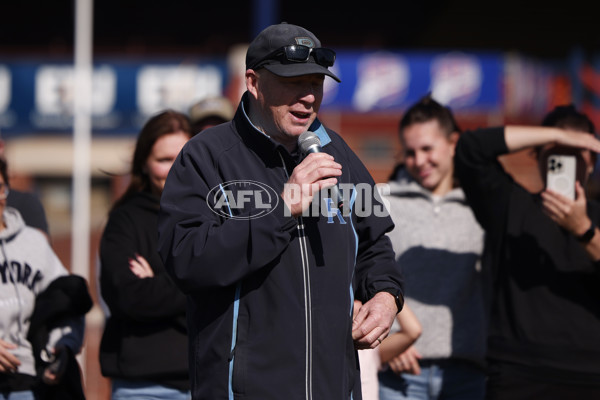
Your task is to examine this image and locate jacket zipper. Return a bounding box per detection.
[279,151,313,400]
[297,217,312,400]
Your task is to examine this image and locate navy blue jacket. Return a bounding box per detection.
[158,93,403,400]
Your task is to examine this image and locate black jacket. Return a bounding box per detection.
[28,275,93,400]
[455,127,600,384]
[158,93,403,400]
[99,191,189,390]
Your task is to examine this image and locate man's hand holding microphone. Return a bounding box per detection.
[281,131,342,217]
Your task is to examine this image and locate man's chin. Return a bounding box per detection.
[287,127,310,138]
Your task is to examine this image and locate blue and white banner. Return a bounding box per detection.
[0,50,514,136]
[322,50,503,112]
[0,57,228,136]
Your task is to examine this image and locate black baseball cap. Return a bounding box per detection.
[246,23,341,82]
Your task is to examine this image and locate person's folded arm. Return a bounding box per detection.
[100,213,188,321]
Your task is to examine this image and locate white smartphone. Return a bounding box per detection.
[546,154,577,200]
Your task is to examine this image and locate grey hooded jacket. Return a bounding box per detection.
[0,207,82,378]
[382,168,487,365]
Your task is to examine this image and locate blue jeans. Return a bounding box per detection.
[379,360,486,400]
[0,391,36,400]
[111,379,191,400]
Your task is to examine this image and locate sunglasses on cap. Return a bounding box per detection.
[251,45,336,70]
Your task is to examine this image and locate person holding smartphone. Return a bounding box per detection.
[454,105,600,399]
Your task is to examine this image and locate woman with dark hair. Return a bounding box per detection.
[455,105,600,399]
[0,158,91,400]
[98,110,192,399]
[378,95,487,400]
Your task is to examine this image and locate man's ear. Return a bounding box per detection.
[245,70,259,99]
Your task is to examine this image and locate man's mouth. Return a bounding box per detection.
[291,111,311,120]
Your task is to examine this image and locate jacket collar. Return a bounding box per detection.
[387,166,465,202]
[0,207,25,242]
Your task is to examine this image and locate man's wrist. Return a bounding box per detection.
[379,288,404,314]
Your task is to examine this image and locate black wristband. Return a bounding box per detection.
[576,221,596,243]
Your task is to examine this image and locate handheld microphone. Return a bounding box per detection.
[298,131,344,211]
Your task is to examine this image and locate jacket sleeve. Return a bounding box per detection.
[99,208,187,322]
[28,275,92,358]
[341,141,404,302]
[157,142,299,293]
[454,127,514,233]
[48,315,85,355]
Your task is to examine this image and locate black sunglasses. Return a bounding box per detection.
[251,45,336,69]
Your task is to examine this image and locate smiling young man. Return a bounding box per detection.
[157,23,404,400]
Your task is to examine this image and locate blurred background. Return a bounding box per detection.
[1,0,600,398]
